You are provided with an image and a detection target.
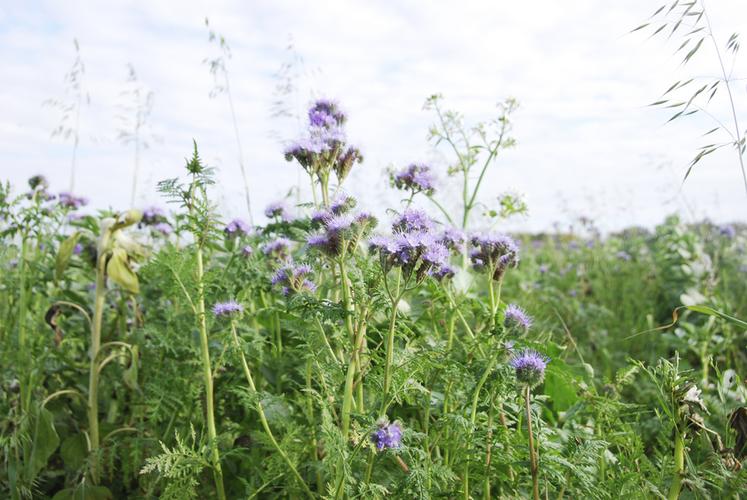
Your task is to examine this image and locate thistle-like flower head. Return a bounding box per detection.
[509,349,550,387]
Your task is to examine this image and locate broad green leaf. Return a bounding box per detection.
[27,406,60,479]
[544,363,578,412]
[60,433,88,471]
[106,248,139,294]
[52,485,114,500]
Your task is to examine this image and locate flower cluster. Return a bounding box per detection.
[58,192,88,210]
[224,218,252,237]
[212,300,244,317]
[262,237,291,259]
[369,209,456,282]
[509,349,550,387]
[141,206,166,225]
[264,201,293,222]
[307,198,377,259]
[392,163,436,195]
[271,262,317,296]
[469,233,520,281]
[371,419,403,451]
[504,303,533,331]
[284,99,363,183]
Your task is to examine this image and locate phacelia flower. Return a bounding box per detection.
[329,194,356,215]
[58,192,88,210]
[307,206,377,259]
[308,99,346,128]
[153,222,173,236]
[371,420,403,451]
[212,300,244,317]
[504,304,533,331]
[430,264,455,281]
[224,218,251,237]
[241,245,253,257]
[392,209,434,234]
[392,163,436,195]
[469,233,520,281]
[264,201,292,221]
[509,349,550,387]
[615,251,632,261]
[141,206,166,225]
[271,262,317,295]
[262,237,291,259]
[439,227,466,251]
[719,225,736,239]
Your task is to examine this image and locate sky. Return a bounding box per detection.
[1,0,746,232]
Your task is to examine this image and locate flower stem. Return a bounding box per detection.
[525,385,539,500]
[381,294,401,414]
[668,429,685,500]
[195,245,226,500]
[87,248,107,484]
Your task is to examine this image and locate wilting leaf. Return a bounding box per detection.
[123,344,139,390]
[45,304,64,346]
[56,232,81,281]
[106,248,139,294]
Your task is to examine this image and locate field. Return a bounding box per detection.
[1,97,746,500]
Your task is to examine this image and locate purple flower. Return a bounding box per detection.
[310,209,331,226]
[142,206,165,225]
[469,233,520,280]
[504,304,533,331]
[392,163,436,194]
[439,227,465,250]
[509,349,550,386]
[329,194,356,215]
[308,99,346,128]
[271,262,317,295]
[264,201,292,221]
[538,264,549,274]
[720,225,736,239]
[212,300,244,317]
[73,243,83,255]
[58,192,88,210]
[262,237,291,258]
[392,209,434,234]
[153,222,172,236]
[371,420,402,451]
[224,218,251,237]
[241,245,253,257]
[431,264,455,281]
[615,251,631,262]
[307,209,377,258]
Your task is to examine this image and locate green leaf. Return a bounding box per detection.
[26,406,60,480]
[106,248,139,294]
[686,305,747,329]
[56,232,81,281]
[60,433,88,471]
[52,485,114,500]
[543,361,579,412]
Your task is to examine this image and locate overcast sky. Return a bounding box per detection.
[1,0,746,232]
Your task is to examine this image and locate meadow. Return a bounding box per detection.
[0,93,745,500]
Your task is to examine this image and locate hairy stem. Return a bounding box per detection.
[525,385,540,500]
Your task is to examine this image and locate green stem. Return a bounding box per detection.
[525,386,539,500]
[18,234,30,413]
[464,351,500,499]
[668,429,685,500]
[338,258,357,440]
[88,253,107,484]
[381,295,402,413]
[231,323,313,497]
[196,245,226,500]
